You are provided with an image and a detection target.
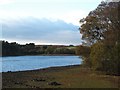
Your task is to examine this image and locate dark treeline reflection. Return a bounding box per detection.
[1,41,76,56]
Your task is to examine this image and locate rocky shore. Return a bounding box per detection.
[2,65,119,88]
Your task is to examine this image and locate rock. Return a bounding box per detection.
[32,79,46,82]
[14,82,22,85]
[48,82,61,86]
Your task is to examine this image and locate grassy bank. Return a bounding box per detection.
[2,65,119,88]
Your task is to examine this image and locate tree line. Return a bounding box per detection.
[77,1,120,75]
[1,41,76,56]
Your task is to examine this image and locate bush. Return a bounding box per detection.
[90,42,120,75]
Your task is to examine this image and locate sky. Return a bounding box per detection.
[0,0,103,45]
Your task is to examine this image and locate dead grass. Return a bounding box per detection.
[2,65,120,88]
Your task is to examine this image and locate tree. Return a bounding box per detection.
[76,45,91,67]
[45,46,56,54]
[79,1,120,75]
[54,47,75,54]
[79,1,119,46]
[76,45,90,56]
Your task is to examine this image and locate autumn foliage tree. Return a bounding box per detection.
[79,1,120,75]
[76,45,91,67]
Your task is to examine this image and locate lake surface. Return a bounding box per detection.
[0,56,82,72]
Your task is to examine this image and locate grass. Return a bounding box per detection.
[66,46,76,49]
[2,65,119,88]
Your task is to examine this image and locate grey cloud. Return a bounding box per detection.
[2,18,81,45]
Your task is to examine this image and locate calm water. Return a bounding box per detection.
[0,56,82,72]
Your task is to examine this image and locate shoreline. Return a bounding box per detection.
[2,64,81,73]
[2,64,119,88]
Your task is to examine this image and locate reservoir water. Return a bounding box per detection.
[0,56,82,72]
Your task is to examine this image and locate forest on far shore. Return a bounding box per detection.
[1,41,76,56]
